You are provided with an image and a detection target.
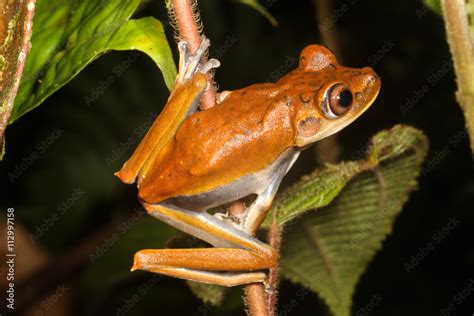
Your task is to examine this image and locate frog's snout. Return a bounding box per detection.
[359,67,381,87]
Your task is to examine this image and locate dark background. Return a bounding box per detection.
[1,0,473,315]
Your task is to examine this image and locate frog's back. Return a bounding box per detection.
[137,83,298,205]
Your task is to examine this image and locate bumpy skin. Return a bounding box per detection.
[135,45,380,204]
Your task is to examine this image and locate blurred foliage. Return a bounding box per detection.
[235,0,278,27]
[1,0,474,316]
[424,0,442,15]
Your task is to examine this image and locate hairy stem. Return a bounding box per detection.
[266,220,283,316]
[169,1,270,314]
[169,0,217,109]
[245,283,269,316]
[441,0,474,153]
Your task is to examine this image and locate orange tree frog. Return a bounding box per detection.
[115,37,381,286]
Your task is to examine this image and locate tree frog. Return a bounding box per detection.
[115,37,381,286]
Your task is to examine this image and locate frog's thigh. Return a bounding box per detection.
[133,202,277,286]
[143,202,275,254]
[134,266,266,287]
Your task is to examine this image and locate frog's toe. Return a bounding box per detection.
[177,35,219,83]
[199,58,220,75]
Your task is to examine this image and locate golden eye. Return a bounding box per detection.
[322,83,353,118]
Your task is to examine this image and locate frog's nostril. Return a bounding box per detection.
[363,73,380,86]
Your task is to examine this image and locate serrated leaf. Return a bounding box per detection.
[187,281,227,306]
[0,0,36,157]
[262,161,363,228]
[279,125,428,316]
[9,0,177,124]
[235,0,278,27]
[189,125,428,307]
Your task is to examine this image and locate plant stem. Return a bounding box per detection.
[266,220,283,316]
[0,0,36,156]
[169,0,217,109]
[441,0,474,153]
[169,1,271,314]
[245,283,269,316]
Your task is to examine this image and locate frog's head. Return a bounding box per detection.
[295,45,381,147]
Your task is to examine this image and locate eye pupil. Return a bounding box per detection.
[323,83,353,118]
[338,89,353,108]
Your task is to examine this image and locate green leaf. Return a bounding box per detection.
[189,125,428,306]
[235,0,278,27]
[424,0,442,15]
[187,282,227,306]
[10,0,177,123]
[262,161,362,228]
[279,125,428,316]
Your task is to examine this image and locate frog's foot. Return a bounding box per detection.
[177,36,220,84]
[214,211,242,230]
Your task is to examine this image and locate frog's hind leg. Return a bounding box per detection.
[132,202,277,286]
[140,267,267,287]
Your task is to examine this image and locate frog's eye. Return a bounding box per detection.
[322,83,353,118]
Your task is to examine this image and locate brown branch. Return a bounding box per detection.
[441,0,474,153]
[311,0,341,163]
[266,219,282,316]
[245,283,269,316]
[170,0,217,109]
[169,2,275,314]
[0,0,36,156]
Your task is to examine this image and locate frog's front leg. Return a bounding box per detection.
[176,36,220,84]
[116,36,219,184]
[132,202,277,286]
